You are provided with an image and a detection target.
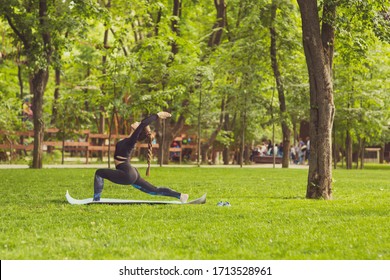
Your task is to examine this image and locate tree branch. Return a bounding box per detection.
[5,15,29,49]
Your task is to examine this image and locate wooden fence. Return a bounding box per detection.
[0,129,197,164]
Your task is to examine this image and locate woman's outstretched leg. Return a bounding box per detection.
[93,164,188,203]
[132,176,188,202]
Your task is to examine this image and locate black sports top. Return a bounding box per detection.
[113,114,158,161]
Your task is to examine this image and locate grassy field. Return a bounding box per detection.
[0,165,389,260]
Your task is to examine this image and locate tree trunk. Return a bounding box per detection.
[270,1,291,168]
[30,0,51,169]
[380,144,385,164]
[51,67,61,126]
[208,0,226,47]
[156,113,186,165]
[161,133,173,165]
[298,0,335,200]
[153,0,186,165]
[199,0,228,163]
[222,147,230,165]
[222,108,236,165]
[333,122,337,169]
[222,113,230,165]
[240,116,245,168]
[171,0,182,55]
[359,137,365,169]
[201,97,226,164]
[198,84,204,165]
[30,69,49,168]
[346,130,353,169]
[98,3,110,161]
[17,51,25,149]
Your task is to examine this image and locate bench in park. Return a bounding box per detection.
[252,155,282,164]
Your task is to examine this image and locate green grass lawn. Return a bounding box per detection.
[0,165,389,260]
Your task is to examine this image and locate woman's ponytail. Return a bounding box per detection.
[145,126,153,176]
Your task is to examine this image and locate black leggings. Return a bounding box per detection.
[94,162,181,199]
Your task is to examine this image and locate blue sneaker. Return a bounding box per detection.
[217,201,224,206]
[93,193,101,202]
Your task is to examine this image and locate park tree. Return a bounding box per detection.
[332,2,390,169]
[204,0,273,165]
[297,0,337,199]
[297,0,390,199]
[1,0,54,168]
[0,97,25,162]
[269,0,305,168]
[194,0,224,164]
[129,0,191,164]
[334,40,390,168]
[0,0,102,168]
[270,0,290,167]
[203,0,306,167]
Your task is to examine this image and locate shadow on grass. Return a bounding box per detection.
[49,199,68,205]
[273,196,306,200]
[335,163,390,170]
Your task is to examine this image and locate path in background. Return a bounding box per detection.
[0,163,309,169]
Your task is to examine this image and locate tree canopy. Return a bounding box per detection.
[0,0,389,175]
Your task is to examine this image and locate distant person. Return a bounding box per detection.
[298,137,306,164]
[260,142,268,155]
[306,137,310,163]
[274,143,279,156]
[278,142,283,157]
[170,140,181,161]
[291,144,299,164]
[267,140,273,155]
[22,98,33,121]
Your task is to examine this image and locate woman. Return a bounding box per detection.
[93,112,189,203]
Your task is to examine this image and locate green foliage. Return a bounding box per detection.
[0,0,389,165]
[334,40,390,147]
[216,130,235,148]
[0,97,25,134]
[0,167,389,259]
[0,60,21,99]
[55,93,93,135]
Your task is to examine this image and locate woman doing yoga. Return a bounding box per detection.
[93,112,189,203]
